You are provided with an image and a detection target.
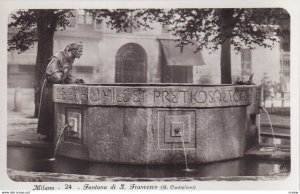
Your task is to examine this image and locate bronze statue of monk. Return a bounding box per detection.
[37,42,84,141]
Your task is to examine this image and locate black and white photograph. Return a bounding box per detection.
[1,0,299,192]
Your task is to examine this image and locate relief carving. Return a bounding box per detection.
[54,85,256,108]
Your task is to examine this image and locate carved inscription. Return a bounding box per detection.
[154,90,188,103]
[153,89,248,104]
[53,85,253,107]
[55,86,88,104]
[89,88,146,103]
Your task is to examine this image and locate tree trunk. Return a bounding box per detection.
[33,11,55,117]
[220,38,232,84]
[219,9,235,84]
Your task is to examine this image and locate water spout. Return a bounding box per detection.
[261,107,277,148]
[48,124,69,161]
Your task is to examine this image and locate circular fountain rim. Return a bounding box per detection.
[66,83,259,87]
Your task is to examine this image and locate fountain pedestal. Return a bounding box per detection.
[53,84,261,164]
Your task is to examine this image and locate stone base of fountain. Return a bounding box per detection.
[53,84,261,165]
[245,144,290,160]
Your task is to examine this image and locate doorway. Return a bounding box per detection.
[115,43,147,83]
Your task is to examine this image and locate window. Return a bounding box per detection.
[162,24,169,33]
[75,66,93,74]
[68,16,77,28]
[85,15,93,25]
[77,10,93,25]
[66,10,77,28]
[18,65,35,73]
[281,42,290,52]
[280,51,290,77]
[115,43,147,83]
[123,11,138,33]
[124,25,133,33]
[94,18,102,30]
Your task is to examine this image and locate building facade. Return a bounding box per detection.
[7,10,290,92]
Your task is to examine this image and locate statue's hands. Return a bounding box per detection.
[75,79,85,84]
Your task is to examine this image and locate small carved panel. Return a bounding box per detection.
[158,110,196,149]
[64,108,83,144]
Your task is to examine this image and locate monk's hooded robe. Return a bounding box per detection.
[37,43,83,140]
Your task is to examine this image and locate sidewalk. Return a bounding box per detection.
[7,110,50,148]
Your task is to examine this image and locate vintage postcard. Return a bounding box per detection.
[0,0,299,192]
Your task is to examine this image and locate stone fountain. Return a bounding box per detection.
[53,83,261,165]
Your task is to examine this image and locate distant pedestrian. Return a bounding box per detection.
[279,75,286,93]
[37,42,85,142]
[272,81,278,98]
[261,73,272,102]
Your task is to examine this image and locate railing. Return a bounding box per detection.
[280,51,290,77]
[262,91,290,115]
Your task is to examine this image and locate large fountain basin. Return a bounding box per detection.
[53,84,261,165]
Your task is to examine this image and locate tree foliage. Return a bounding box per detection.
[8,9,74,52]
[9,8,289,54]
[87,8,289,52]
[87,8,289,83]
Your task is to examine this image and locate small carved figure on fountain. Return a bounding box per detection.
[37,42,84,142]
[234,73,255,85]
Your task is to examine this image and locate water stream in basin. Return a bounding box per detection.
[48,124,69,161]
[179,132,193,172]
[37,79,47,118]
[261,107,277,150]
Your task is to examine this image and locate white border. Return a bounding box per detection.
[0,0,299,191]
